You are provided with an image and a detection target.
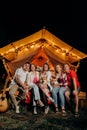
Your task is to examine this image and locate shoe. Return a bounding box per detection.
[33,107,37,115]
[38,100,44,107]
[74,112,79,117]
[45,106,49,114]
[55,107,59,113]
[16,106,20,114]
[48,97,54,103]
[61,109,67,116]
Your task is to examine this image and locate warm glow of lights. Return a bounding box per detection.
[56,49,59,52]
[61,48,64,50]
[30,45,34,48]
[52,43,55,46]
[33,42,36,45]
[24,48,28,51]
[6,52,9,54]
[62,53,65,56]
[9,48,15,52]
[1,53,4,56]
[45,44,49,47]
[66,49,69,53]
[15,46,19,49]
[36,44,40,48]
[75,55,80,59]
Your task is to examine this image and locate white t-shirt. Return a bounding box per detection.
[11,67,28,84]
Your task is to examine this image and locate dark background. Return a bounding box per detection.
[0,1,87,91]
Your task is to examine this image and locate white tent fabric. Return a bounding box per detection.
[0,28,87,79]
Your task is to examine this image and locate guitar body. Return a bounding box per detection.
[0,59,12,113]
[0,92,9,113]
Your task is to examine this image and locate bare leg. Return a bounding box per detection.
[73,90,79,113]
[40,85,54,102]
[65,91,70,103]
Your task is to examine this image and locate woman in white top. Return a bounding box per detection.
[26,64,44,114]
[39,63,54,102]
[39,63,53,114]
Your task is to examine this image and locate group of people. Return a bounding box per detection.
[8,62,81,117]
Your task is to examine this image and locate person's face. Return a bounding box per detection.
[64,64,70,73]
[23,63,30,71]
[56,65,62,72]
[43,64,49,71]
[31,64,36,71]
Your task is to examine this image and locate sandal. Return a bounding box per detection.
[61,109,67,116]
[55,107,59,113]
[74,112,79,117]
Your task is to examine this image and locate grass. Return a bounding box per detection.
[0,102,87,130]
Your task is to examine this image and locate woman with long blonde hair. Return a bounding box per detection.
[51,63,68,115]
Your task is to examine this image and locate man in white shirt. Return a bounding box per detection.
[9,62,30,113]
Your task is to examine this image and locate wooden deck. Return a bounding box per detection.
[79,91,87,107]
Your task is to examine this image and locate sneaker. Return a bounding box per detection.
[38,100,44,107]
[45,106,49,114]
[33,107,37,115]
[48,97,54,103]
[16,106,20,114]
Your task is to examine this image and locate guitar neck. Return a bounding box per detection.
[2,77,9,94]
[2,59,13,81]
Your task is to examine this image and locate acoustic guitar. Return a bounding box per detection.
[0,77,9,112]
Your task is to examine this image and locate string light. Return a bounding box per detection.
[0,38,81,62]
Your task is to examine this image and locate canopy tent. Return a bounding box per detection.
[0,28,87,80]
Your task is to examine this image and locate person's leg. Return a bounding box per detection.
[42,93,49,114]
[64,88,72,112]
[33,105,37,115]
[65,89,70,103]
[9,84,20,113]
[31,85,44,114]
[32,96,38,114]
[59,87,67,115]
[51,87,60,112]
[72,90,79,115]
[33,85,40,100]
[33,85,44,107]
[40,85,54,103]
[59,87,66,108]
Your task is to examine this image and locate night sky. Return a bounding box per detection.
[0,1,87,90]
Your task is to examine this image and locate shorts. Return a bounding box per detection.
[67,87,81,95]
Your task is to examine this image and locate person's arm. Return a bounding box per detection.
[71,70,77,91]
[15,74,28,89]
[72,77,77,91]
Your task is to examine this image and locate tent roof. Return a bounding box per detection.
[0,28,86,63]
[0,28,87,77]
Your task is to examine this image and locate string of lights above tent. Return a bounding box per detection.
[0,38,81,62]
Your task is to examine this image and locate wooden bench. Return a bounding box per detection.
[78,91,87,107]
